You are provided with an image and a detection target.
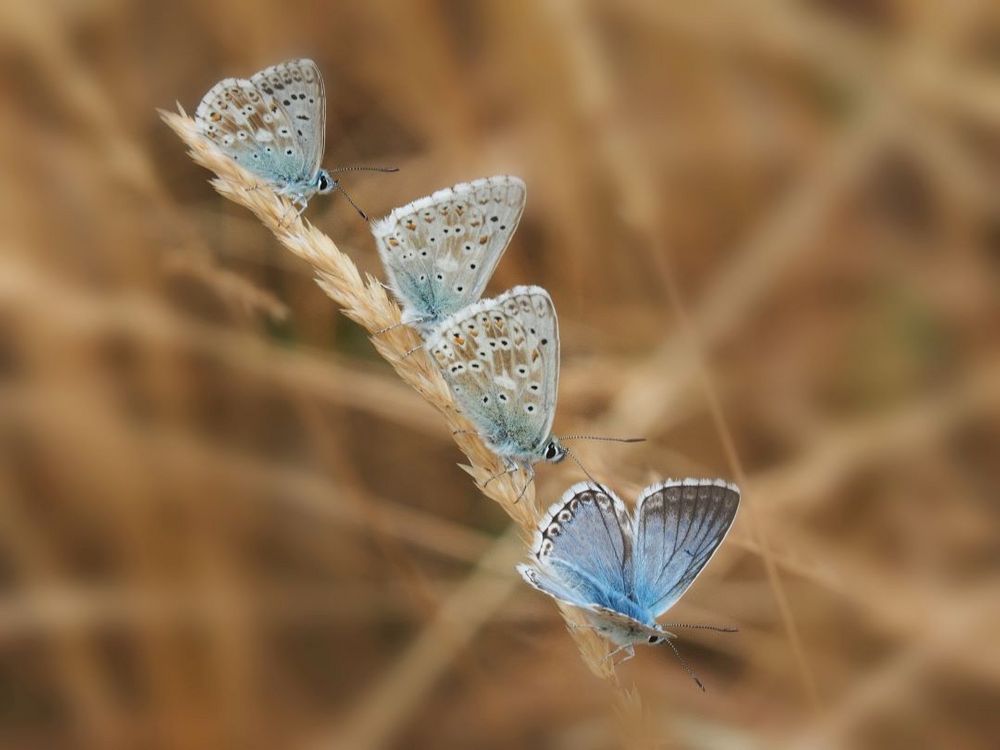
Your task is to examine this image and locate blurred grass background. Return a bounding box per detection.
[2,0,999,748]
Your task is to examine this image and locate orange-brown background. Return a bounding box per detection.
[1,1,998,748]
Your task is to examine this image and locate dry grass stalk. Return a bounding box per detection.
[160,109,628,688]
[162,250,290,324]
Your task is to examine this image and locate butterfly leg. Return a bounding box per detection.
[603,643,635,665]
[400,342,423,359]
[513,463,535,504]
[372,320,408,336]
[277,203,299,230]
[481,457,522,491]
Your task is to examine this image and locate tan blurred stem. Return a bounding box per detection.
[0,464,124,747]
[534,0,828,715]
[162,111,638,748]
[783,591,1000,750]
[310,528,524,750]
[162,110,533,522]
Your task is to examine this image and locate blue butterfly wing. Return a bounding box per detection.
[523,482,652,622]
[632,479,740,617]
[517,563,595,608]
[517,564,664,645]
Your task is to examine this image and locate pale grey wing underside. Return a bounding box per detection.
[372,176,525,327]
[195,59,325,194]
[249,59,326,180]
[425,285,559,461]
[631,478,740,617]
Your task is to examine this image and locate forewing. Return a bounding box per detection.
[425,285,559,459]
[372,176,526,327]
[250,59,326,178]
[632,478,740,617]
[529,482,634,606]
[195,77,297,180]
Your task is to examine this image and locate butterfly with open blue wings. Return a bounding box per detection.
[518,478,740,683]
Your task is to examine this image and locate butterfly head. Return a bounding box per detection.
[542,437,567,464]
[315,169,337,195]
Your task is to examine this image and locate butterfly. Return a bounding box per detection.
[371,176,526,334]
[425,285,566,484]
[194,59,336,209]
[518,478,740,686]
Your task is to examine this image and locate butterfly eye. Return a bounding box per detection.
[648,636,660,644]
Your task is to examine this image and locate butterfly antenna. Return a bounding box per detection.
[560,435,646,444]
[328,165,400,175]
[563,447,609,494]
[331,182,371,222]
[664,638,705,692]
[662,623,738,634]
